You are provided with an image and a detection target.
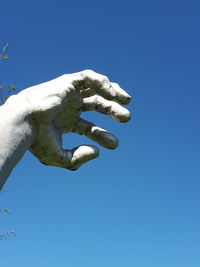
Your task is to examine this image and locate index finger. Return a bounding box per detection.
[71,70,131,105]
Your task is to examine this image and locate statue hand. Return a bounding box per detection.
[19,70,131,170]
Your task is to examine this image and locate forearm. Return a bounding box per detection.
[0,95,34,190]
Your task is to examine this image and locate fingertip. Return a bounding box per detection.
[117,92,132,106]
[124,94,131,105]
[89,145,100,158]
[68,145,100,170]
[78,145,100,158]
[121,110,131,123]
[100,132,119,149]
[111,82,132,105]
[90,126,119,149]
[111,107,131,123]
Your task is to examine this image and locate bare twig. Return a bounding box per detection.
[0,230,17,240]
[0,41,10,61]
[0,41,17,105]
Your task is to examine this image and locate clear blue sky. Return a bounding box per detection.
[1,0,200,266]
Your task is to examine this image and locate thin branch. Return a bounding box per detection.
[0,230,17,240]
[0,41,10,61]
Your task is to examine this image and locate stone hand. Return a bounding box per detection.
[19,70,131,170]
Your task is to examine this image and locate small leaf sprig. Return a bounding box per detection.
[0,41,17,105]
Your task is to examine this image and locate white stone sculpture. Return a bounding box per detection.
[0,70,131,190]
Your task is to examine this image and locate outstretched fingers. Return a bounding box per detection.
[82,95,131,123]
[71,70,131,105]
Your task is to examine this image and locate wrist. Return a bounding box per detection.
[0,94,36,147]
[0,94,36,189]
[3,94,31,118]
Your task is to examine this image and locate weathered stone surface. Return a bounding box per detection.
[0,70,131,189]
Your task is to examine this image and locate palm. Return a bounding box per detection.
[29,88,84,169]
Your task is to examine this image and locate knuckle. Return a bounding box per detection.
[61,73,71,82]
[82,70,108,82]
[101,76,109,84]
[61,73,68,79]
[82,69,95,77]
[112,82,119,87]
